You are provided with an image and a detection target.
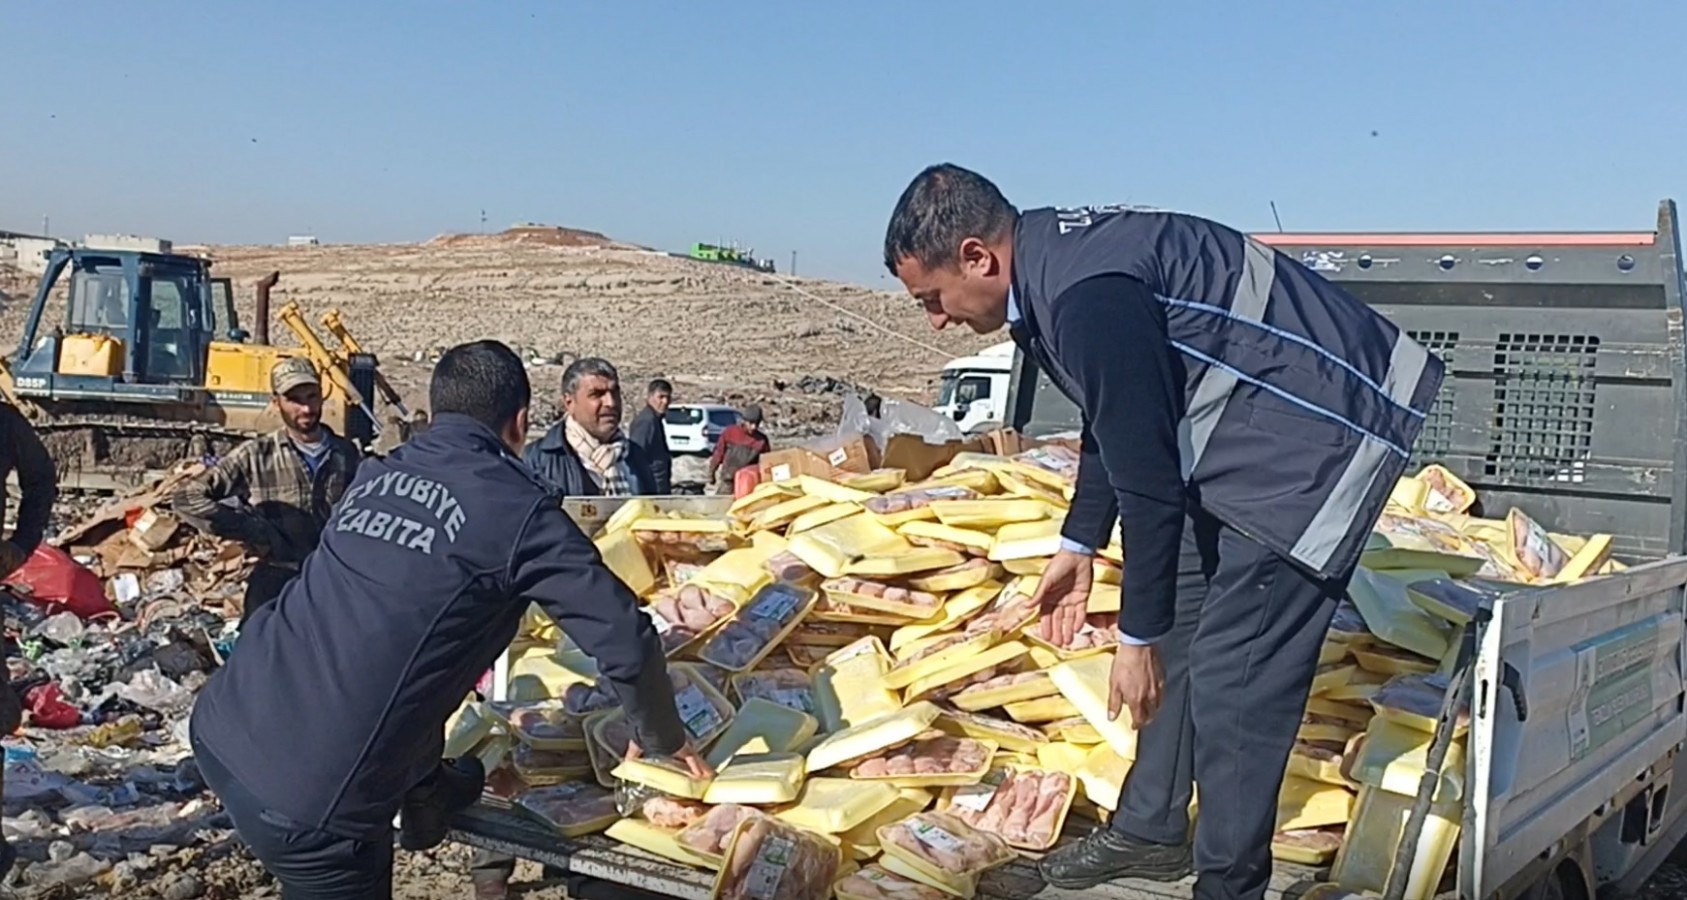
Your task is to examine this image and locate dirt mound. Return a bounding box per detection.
[428,224,619,249]
[135,239,991,441]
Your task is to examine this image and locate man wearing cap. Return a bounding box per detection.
[707,404,772,493]
[174,357,363,623]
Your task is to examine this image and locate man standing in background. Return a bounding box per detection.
[628,378,674,494]
[173,357,361,624]
[0,400,57,879]
[522,358,659,497]
[707,404,771,492]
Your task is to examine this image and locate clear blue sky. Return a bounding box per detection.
[3,1,1682,285]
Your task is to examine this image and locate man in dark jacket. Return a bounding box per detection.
[884,165,1442,900]
[189,340,709,900]
[522,358,659,497]
[627,378,674,494]
[0,402,56,880]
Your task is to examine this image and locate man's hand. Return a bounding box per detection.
[1031,549,1094,648]
[1108,643,1165,727]
[0,541,27,581]
[627,739,716,781]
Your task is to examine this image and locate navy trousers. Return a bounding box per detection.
[1110,508,1342,900]
[193,732,393,900]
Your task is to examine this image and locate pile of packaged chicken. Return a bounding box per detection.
[440,449,1616,900]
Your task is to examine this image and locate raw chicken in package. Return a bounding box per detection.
[713,813,843,900]
[878,811,1015,899]
[698,582,819,672]
[645,583,738,656]
[937,765,1077,852]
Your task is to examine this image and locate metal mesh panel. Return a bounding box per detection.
[1406,330,1458,464]
[1483,333,1599,484]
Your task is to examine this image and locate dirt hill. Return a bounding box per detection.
[9,232,985,437]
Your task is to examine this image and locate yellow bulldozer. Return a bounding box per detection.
[0,242,409,486]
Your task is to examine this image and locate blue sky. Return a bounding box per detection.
[3,1,1682,285]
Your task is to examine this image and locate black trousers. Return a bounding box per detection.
[241,563,297,626]
[1110,509,1342,900]
[193,731,393,900]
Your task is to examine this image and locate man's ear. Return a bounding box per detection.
[504,407,530,453]
[958,237,997,276]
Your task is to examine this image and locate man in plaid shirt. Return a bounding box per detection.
[173,357,363,623]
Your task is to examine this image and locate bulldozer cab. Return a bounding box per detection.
[12,247,218,391]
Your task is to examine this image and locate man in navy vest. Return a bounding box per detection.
[189,340,709,900]
[884,165,1441,900]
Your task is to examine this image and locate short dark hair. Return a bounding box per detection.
[562,357,619,396]
[647,378,673,396]
[883,163,1018,275]
[429,340,530,432]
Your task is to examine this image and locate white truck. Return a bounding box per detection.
[452,200,1687,900]
[936,341,1015,433]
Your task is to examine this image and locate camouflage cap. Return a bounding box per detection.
[271,357,321,396]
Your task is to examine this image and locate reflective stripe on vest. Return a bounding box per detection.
[1289,329,1432,570]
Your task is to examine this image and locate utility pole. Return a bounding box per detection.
[1269,201,1285,233]
[790,251,797,277]
[41,215,49,237]
[480,210,488,234]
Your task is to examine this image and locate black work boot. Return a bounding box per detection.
[1039,827,1192,889]
[400,756,486,852]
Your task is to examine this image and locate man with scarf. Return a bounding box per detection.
[522,358,660,497]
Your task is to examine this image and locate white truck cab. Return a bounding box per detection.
[936,341,1015,433]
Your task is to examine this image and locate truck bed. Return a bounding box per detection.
[449,802,1325,900]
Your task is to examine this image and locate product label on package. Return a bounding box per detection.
[909,820,967,855]
[950,769,1008,812]
[828,447,850,466]
[773,687,816,714]
[674,685,723,740]
[750,587,802,624]
[743,835,794,899]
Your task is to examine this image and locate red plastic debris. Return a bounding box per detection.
[3,545,118,621]
[23,684,81,730]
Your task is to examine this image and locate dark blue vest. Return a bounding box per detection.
[1012,205,1444,579]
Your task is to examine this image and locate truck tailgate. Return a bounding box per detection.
[450,802,1324,900]
[1470,557,1687,896]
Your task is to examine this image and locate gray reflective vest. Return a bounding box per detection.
[1011,205,1444,580]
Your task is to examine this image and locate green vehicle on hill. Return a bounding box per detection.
[687,242,775,273]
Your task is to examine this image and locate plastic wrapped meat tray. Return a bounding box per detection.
[712,815,843,900]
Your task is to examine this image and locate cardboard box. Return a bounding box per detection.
[879,429,1058,482]
[760,435,876,483]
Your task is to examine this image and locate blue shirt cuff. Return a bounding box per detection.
[1058,538,1096,557]
[1116,630,1154,646]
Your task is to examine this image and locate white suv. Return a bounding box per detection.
[663,403,741,455]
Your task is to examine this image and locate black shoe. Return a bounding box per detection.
[1039,828,1192,889]
[400,757,486,852]
[0,839,15,881]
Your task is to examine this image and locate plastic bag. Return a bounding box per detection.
[4,545,117,621]
[24,684,81,729]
